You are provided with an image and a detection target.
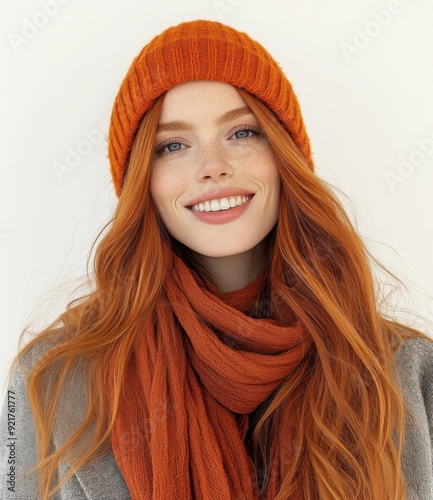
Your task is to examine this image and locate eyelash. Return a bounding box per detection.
[231,125,261,141]
[154,125,262,156]
[154,139,184,156]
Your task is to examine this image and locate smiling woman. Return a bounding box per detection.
[149,81,281,290]
[1,19,433,500]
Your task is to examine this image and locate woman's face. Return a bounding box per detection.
[150,81,281,258]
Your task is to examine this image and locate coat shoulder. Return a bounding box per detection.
[1,327,130,499]
[394,334,433,500]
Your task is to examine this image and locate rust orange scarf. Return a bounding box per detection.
[109,255,312,499]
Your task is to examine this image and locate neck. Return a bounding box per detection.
[199,243,264,293]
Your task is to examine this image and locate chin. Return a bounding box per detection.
[192,242,261,259]
[198,250,249,259]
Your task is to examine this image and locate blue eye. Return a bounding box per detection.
[165,142,183,152]
[155,140,186,156]
[230,126,260,140]
[234,130,251,139]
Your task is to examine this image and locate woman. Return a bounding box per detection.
[1,20,432,500]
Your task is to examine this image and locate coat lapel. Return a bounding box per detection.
[73,450,131,499]
[53,362,131,499]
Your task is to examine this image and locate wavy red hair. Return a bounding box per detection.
[10,87,428,499]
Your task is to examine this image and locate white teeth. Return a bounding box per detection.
[219,197,230,210]
[191,195,252,212]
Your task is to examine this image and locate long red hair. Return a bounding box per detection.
[10,88,428,499]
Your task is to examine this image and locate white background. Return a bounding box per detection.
[1,0,433,397]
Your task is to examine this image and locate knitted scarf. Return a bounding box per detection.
[109,255,312,499]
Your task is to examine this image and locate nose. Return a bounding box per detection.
[195,144,234,182]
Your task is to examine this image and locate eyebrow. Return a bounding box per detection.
[156,106,253,133]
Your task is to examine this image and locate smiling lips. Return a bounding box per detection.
[186,194,254,225]
[185,188,255,224]
[190,195,252,212]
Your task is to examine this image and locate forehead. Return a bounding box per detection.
[159,81,247,121]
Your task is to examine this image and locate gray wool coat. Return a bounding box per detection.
[1,336,432,499]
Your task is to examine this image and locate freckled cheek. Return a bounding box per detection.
[257,155,281,213]
[245,150,280,189]
[149,169,186,215]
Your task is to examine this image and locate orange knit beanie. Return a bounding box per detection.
[108,19,313,196]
